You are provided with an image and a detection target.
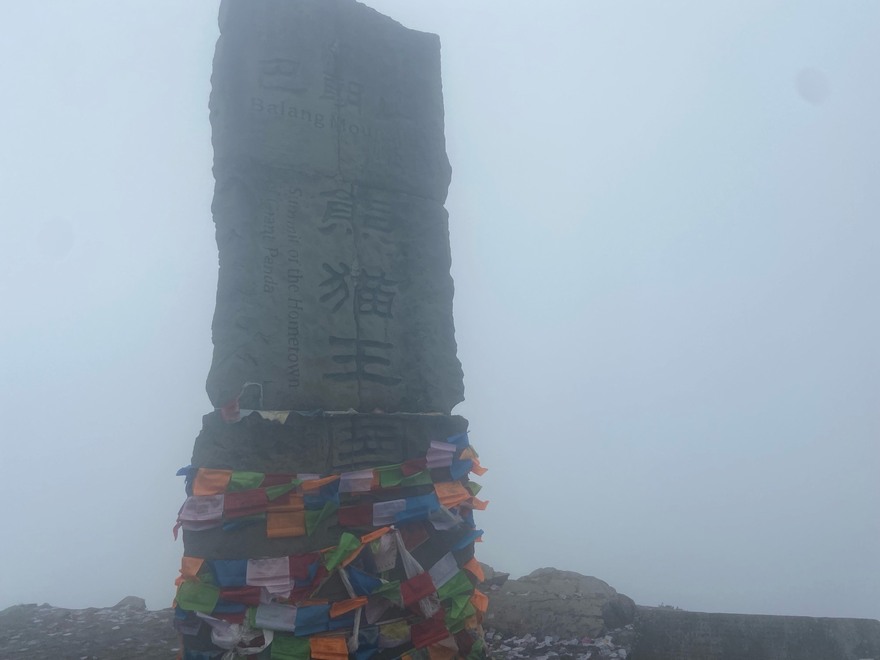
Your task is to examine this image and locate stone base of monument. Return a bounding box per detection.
[173,411,489,658]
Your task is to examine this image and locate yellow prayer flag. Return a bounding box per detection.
[309,636,349,660]
[192,468,232,496]
[175,557,204,586]
[266,509,306,538]
[329,597,368,618]
[471,589,489,615]
[462,558,485,582]
[434,482,471,509]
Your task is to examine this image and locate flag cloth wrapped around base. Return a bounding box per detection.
[174,412,488,659]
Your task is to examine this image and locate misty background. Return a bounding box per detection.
[1,0,877,621]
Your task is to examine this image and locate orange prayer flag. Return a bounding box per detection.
[360,526,392,545]
[175,557,204,586]
[470,458,488,476]
[462,557,485,583]
[471,589,489,614]
[471,497,489,511]
[458,447,477,461]
[266,509,306,538]
[464,614,481,631]
[434,482,471,509]
[329,596,368,618]
[309,636,349,660]
[301,475,340,493]
[192,468,232,496]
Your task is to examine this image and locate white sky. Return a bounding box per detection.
[0,0,877,620]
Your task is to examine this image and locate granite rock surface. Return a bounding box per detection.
[484,568,637,639]
[206,0,464,414]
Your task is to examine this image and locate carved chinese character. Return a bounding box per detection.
[318,262,351,312]
[332,417,404,469]
[319,188,354,235]
[356,270,396,318]
[360,196,396,234]
[324,336,402,386]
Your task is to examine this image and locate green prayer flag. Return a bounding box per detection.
[246,607,257,628]
[271,634,310,660]
[466,481,482,496]
[176,581,220,614]
[228,471,265,491]
[399,471,433,487]
[305,501,338,536]
[437,570,473,602]
[377,465,405,488]
[324,532,362,572]
[266,480,300,501]
[372,579,402,606]
[467,639,485,660]
[445,596,476,631]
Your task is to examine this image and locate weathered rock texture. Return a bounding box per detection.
[0,601,177,659]
[632,607,880,660]
[484,568,638,639]
[206,0,463,414]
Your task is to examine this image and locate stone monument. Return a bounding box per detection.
[173,1,488,658]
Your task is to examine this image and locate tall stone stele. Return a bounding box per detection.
[176,1,487,658]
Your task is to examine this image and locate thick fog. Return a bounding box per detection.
[0,0,877,620]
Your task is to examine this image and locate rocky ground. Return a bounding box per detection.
[485,627,635,659]
[0,568,635,659]
[0,598,178,659]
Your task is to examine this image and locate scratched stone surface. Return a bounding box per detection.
[206,0,464,413]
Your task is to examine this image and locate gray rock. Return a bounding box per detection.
[487,568,637,638]
[112,596,146,611]
[206,0,464,414]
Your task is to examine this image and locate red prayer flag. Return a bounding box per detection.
[223,489,268,518]
[400,522,430,551]
[262,473,296,487]
[219,587,262,606]
[401,572,436,607]
[337,503,374,528]
[401,457,428,476]
[412,610,449,649]
[289,552,322,582]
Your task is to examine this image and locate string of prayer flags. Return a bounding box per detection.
[175,432,489,657]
